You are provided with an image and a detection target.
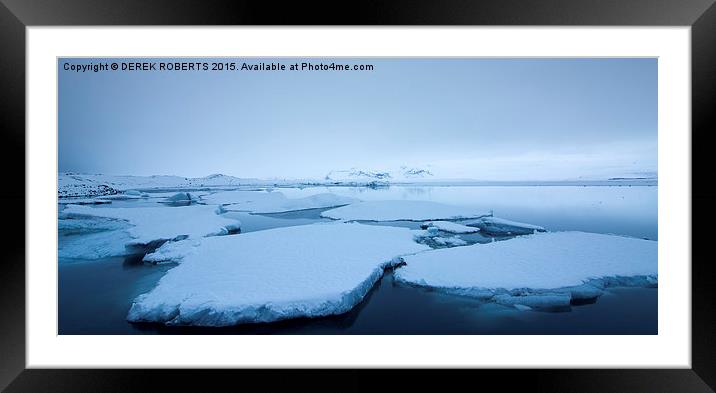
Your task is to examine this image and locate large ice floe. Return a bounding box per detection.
[321,200,490,221]
[464,216,546,236]
[127,222,430,326]
[201,190,358,213]
[61,205,241,248]
[395,231,656,309]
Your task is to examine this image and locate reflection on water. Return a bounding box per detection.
[278,185,658,240]
[221,209,329,233]
[58,185,658,335]
[59,255,176,335]
[255,207,333,220]
[60,266,657,335]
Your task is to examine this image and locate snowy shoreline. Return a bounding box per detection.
[58,172,658,198]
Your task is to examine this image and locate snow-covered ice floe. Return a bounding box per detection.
[464,216,546,236]
[412,229,468,248]
[59,230,136,260]
[321,200,490,221]
[61,205,241,247]
[395,231,656,310]
[58,214,138,259]
[128,223,430,326]
[421,221,480,233]
[202,190,358,213]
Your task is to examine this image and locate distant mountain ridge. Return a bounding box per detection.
[324,166,434,183]
[401,166,434,178]
[58,167,657,198]
[58,173,264,198]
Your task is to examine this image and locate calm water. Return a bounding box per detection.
[58,185,658,335]
[277,185,658,240]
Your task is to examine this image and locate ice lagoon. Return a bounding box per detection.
[58,183,657,334]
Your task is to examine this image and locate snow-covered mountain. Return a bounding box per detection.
[324,169,391,182]
[323,166,434,185]
[59,166,657,198]
[400,166,434,179]
[59,166,440,197]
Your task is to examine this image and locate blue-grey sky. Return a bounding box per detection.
[58,58,657,180]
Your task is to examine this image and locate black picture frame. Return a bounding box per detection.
[1,0,714,391]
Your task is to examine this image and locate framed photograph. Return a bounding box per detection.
[2,0,715,391]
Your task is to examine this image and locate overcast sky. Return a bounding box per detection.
[58,57,657,180]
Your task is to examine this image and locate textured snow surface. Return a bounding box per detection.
[61,205,241,245]
[128,223,430,326]
[321,200,490,221]
[202,190,358,213]
[395,231,656,307]
[142,238,202,264]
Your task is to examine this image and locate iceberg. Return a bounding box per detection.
[161,192,199,205]
[202,190,358,213]
[421,221,480,234]
[395,231,656,309]
[61,205,241,247]
[464,216,546,236]
[128,222,430,326]
[165,192,195,202]
[321,200,490,221]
